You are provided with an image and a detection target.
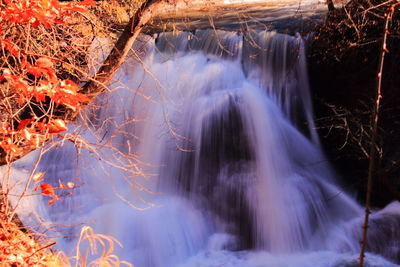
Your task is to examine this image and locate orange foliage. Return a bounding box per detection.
[34,177,75,206]
[0,0,95,158]
[40,183,55,195]
[0,0,96,28]
[0,221,67,266]
[0,0,95,209]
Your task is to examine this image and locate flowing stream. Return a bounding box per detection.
[8,29,400,266]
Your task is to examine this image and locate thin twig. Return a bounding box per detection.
[358,3,397,266]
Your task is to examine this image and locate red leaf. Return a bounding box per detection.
[1,69,15,82]
[36,122,47,132]
[48,196,59,206]
[27,66,46,77]
[40,184,55,195]
[31,20,40,28]
[31,89,46,102]
[47,119,68,133]
[17,118,34,130]
[14,79,29,94]
[0,143,20,155]
[45,69,58,83]
[0,39,20,57]
[21,57,31,69]
[18,95,25,106]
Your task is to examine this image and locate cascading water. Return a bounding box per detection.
[7,29,400,266]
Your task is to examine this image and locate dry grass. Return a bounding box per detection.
[0,220,67,266]
[0,220,133,266]
[73,226,133,267]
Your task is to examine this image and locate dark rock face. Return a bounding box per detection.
[307,3,400,207]
[365,213,400,263]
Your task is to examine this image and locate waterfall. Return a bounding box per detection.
[7,30,400,267]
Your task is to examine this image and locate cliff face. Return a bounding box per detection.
[308,0,400,206]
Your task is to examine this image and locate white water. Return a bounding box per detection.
[6,30,400,266]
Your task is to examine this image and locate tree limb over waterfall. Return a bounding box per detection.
[82,0,177,97]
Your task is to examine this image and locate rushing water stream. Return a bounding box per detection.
[7,27,400,266]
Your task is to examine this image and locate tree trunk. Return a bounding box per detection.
[82,0,177,97]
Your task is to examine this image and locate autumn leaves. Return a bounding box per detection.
[35,175,75,206]
[0,0,96,204]
[0,1,94,156]
[0,0,96,28]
